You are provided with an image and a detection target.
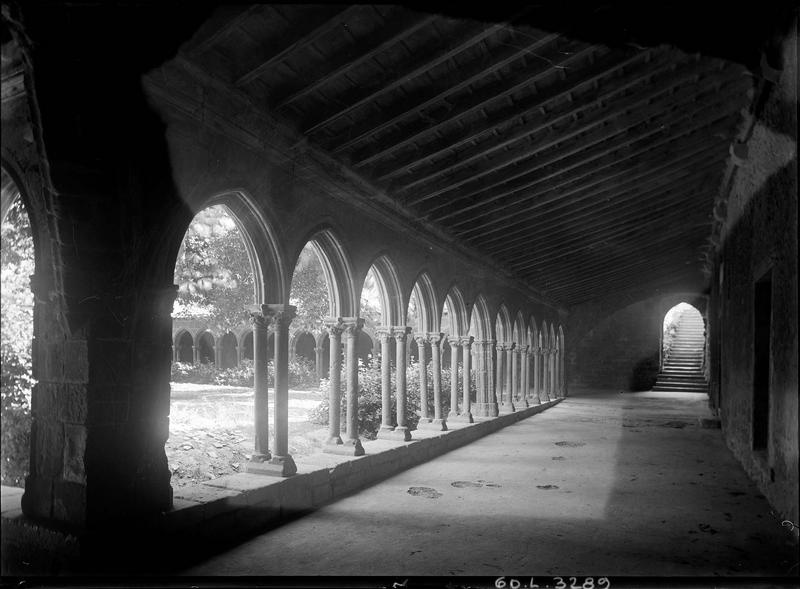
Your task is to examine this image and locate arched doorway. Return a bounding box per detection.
[176,331,194,363]
[294,332,316,366]
[661,302,705,371]
[220,332,238,368]
[197,331,215,364]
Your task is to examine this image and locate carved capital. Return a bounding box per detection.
[341,317,365,338]
[426,332,444,346]
[459,335,474,349]
[414,334,428,346]
[263,304,297,329]
[392,326,412,342]
[376,327,393,343]
[324,317,345,337]
[447,335,461,347]
[496,342,507,352]
[250,313,270,330]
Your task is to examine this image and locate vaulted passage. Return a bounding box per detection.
[0,3,796,579]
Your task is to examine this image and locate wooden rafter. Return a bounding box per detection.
[274,12,439,110]
[235,5,362,86]
[302,18,516,136]
[330,32,563,154]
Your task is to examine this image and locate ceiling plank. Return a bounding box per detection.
[370,49,671,182]
[235,5,361,86]
[407,73,746,207]
[330,31,563,154]
[302,19,516,136]
[437,113,740,235]
[502,198,712,267]
[183,5,262,54]
[396,59,726,198]
[274,12,439,110]
[483,165,719,255]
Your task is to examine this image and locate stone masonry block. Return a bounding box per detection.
[44,342,65,381]
[63,340,89,383]
[279,477,312,516]
[89,340,130,388]
[20,476,54,520]
[59,384,88,424]
[311,482,332,506]
[34,421,63,479]
[62,424,87,483]
[32,383,57,419]
[51,480,86,525]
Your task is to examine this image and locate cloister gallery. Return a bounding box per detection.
[0,2,797,579]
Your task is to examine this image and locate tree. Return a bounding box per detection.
[289,244,329,331]
[173,206,255,332]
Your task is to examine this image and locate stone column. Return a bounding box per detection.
[499,343,515,413]
[495,343,505,410]
[246,310,271,471]
[511,344,519,406]
[323,318,345,452]
[519,345,529,408]
[544,349,552,401]
[314,343,323,381]
[419,333,446,430]
[386,326,412,440]
[342,318,366,454]
[453,335,474,423]
[377,327,394,437]
[447,336,460,420]
[171,344,177,363]
[192,343,198,365]
[472,339,498,417]
[265,304,297,476]
[416,335,430,423]
[237,340,244,366]
[533,345,541,403]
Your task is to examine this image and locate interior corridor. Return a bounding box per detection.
[183,390,798,577]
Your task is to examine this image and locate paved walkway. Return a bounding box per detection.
[183,389,798,577]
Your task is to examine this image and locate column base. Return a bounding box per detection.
[471,402,498,418]
[325,438,365,456]
[246,453,296,477]
[381,426,412,441]
[448,412,474,423]
[516,399,529,408]
[498,402,516,414]
[417,418,448,431]
[446,411,460,421]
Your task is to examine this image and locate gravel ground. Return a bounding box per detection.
[167,383,328,487]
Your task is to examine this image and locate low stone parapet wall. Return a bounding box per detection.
[1,399,561,574]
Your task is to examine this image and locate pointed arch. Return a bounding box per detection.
[513,310,526,346]
[549,324,556,350]
[442,284,468,337]
[468,294,491,340]
[408,271,439,333]
[541,320,549,349]
[528,315,539,349]
[362,254,403,326]
[289,227,356,318]
[495,304,512,343]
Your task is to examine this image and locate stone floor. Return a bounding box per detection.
[182,388,799,577]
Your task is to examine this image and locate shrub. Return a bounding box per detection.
[1,343,32,487]
[309,356,474,439]
[171,356,319,389]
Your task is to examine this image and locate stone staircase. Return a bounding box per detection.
[653,310,708,393]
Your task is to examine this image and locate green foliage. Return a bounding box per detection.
[173,206,254,332]
[170,356,319,389]
[289,244,329,331]
[309,357,472,440]
[1,197,34,487]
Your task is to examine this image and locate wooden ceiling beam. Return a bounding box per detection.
[483,167,718,254]
[370,48,663,180]
[438,117,730,235]
[235,6,362,86]
[463,147,723,246]
[330,31,562,154]
[548,266,703,305]
[397,59,724,197]
[441,115,737,235]
[183,5,261,54]
[500,198,712,267]
[520,228,708,279]
[302,19,516,136]
[275,12,438,110]
[408,74,747,207]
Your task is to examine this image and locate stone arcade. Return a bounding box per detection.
[0,3,797,577]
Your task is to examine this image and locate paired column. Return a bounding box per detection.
[452,336,474,423]
[415,335,430,424]
[342,318,366,454]
[533,345,541,403]
[519,345,529,408]
[379,327,412,441]
[323,318,344,450]
[215,340,222,369]
[418,333,447,430]
[377,328,394,435]
[472,339,498,417]
[447,336,460,420]
[499,343,516,413]
[248,310,272,467]
[511,344,520,408]
[247,304,298,476]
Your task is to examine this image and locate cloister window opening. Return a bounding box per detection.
[289,242,329,378]
[168,203,258,488]
[0,173,35,488]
